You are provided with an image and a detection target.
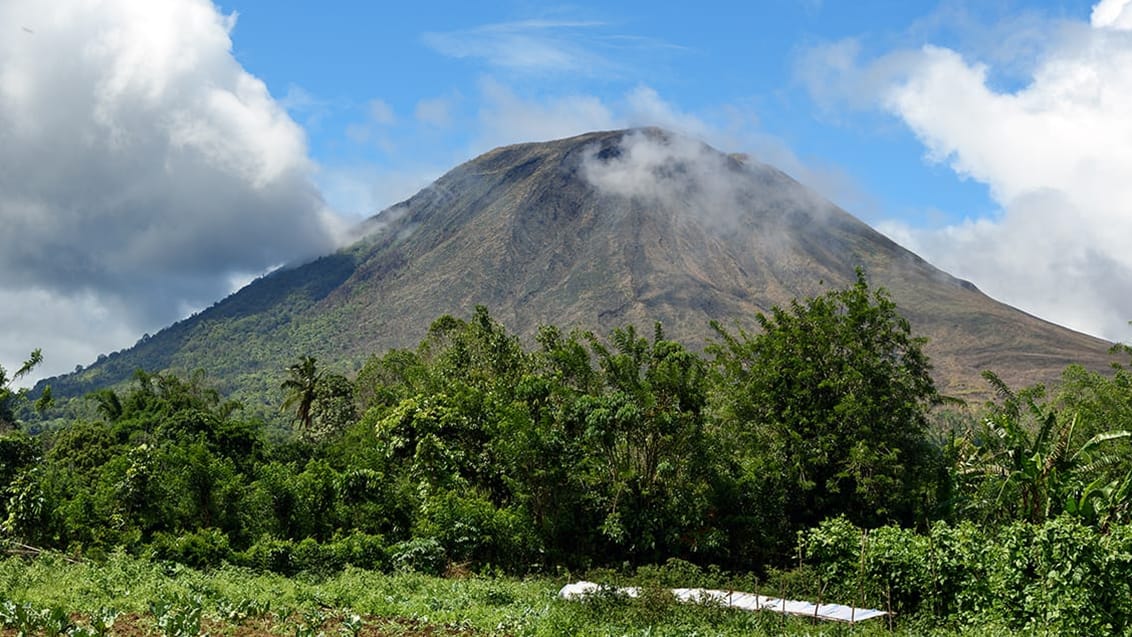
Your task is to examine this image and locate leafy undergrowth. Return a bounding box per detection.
[0,553,1019,636]
[0,612,478,637]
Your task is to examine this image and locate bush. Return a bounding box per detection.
[230,533,391,575]
[292,536,338,573]
[796,515,861,601]
[415,489,539,571]
[328,531,389,571]
[863,525,930,615]
[147,528,233,569]
[389,537,446,575]
[239,536,295,574]
[795,515,1132,632]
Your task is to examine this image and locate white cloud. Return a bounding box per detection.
[315,163,441,221]
[0,289,140,387]
[578,128,842,244]
[623,86,713,139]
[579,129,756,234]
[832,2,1132,342]
[345,98,398,150]
[470,79,740,153]
[415,95,456,128]
[473,77,617,149]
[1092,0,1132,28]
[368,98,396,125]
[331,82,817,234]
[0,0,345,381]
[465,78,866,221]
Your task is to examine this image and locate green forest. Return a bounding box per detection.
[4,273,1132,635]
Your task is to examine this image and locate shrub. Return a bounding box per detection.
[148,528,233,569]
[328,531,389,571]
[863,525,929,615]
[415,489,539,571]
[389,537,446,575]
[239,536,295,574]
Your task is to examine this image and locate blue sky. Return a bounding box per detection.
[3,0,1131,382]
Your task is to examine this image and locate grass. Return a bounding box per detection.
[0,552,1019,636]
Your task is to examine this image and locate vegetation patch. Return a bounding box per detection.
[4,274,1132,634]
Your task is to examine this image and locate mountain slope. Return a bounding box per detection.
[41,128,1115,405]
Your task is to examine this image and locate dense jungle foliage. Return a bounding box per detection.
[4,273,1132,633]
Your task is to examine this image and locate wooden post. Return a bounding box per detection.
[928,529,936,618]
[815,583,824,623]
[780,574,787,629]
[854,529,867,624]
[887,583,894,631]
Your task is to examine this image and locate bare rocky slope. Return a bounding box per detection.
[41,128,1115,404]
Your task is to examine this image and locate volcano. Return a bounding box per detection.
[41,128,1115,404]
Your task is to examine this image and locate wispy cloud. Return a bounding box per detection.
[422,19,682,77]
[415,94,458,128]
[278,83,337,130]
[472,77,617,147]
[367,98,396,125]
[344,98,398,152]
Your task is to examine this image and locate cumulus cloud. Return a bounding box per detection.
[0,0,345,381]
[1092,0,1132,28]
[804,2,1132,343]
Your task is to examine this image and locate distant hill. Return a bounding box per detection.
[38,128,1115,408]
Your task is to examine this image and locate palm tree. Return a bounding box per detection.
[281,356,320,433]
[90,388,123,422]
[1,349,43,430]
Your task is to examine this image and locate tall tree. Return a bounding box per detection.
[577,323,717,561]
[710,270,941,532]
[281,356,320,434]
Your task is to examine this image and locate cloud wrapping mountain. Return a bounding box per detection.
[0,0,343,378]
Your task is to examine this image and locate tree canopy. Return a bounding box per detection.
[710,270,941,531]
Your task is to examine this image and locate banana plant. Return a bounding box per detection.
[959,372,1132,526]
[1064,430,1132,528]
[956,373,1076,523]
